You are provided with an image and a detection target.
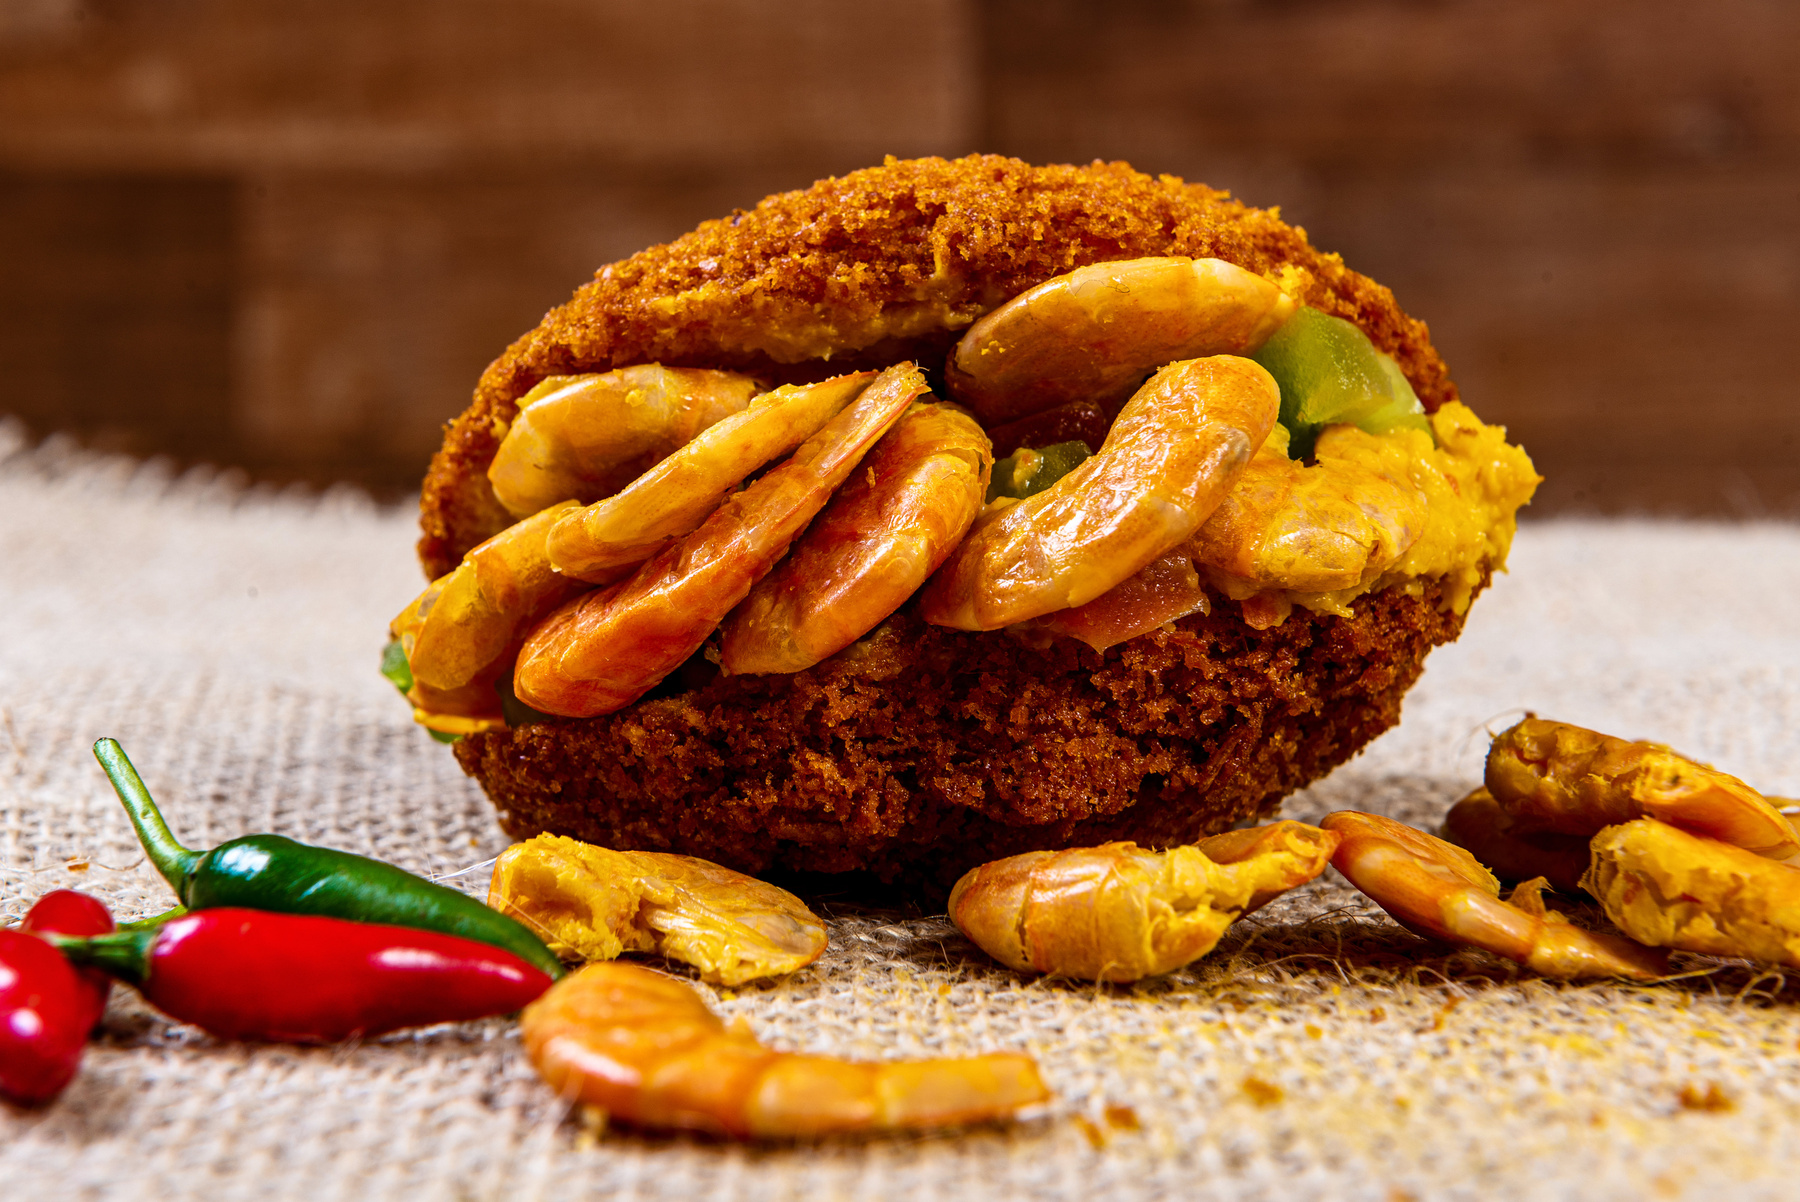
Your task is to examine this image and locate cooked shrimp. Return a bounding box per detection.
[1587,819,1800,969]
[948,821,1339,982]
[1320,810,1667,980]
[945,256,1296,425]
[489,834,827,986]
[1188,423,1428,594]
[1028,548,1210,652]
[405,681,506,733]
[521,962,1050,1138]
[391,499,586,694]
[546,371,875,583]
[1485,718,1799,858]
[920,355,1278,631]
[718,402,992,675]
[1192,821,1344,914]
[1441,787,1591,894]
[487,366,762,518]
[391,585,505,727]
[515,364,926,717]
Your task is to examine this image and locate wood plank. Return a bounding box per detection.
[0,173,233,460]
[980,0,1800,514]
[0,0,976,171]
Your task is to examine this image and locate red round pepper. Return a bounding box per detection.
[57,909,551,1044]
[20,890,115,1035]
[1,927,92,1104]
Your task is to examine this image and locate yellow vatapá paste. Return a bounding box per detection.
[1191,401,1539,629]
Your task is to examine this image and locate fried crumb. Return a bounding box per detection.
[573,1104,609,1149]
[1678,1083,1735,1112]
[1430,996,1462,1031]
[1241,1076,1284,1106]
[1103,1104,1140,1130]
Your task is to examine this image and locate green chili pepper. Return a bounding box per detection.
[91,738,563,979]
[380,641,462,743]
[986,440,1092,504]
[1250,305,1433,460]
[379,639,414,694]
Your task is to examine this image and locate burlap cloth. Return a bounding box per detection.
[4,420,1799,1201]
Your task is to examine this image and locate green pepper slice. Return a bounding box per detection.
[1251,306,1432,458]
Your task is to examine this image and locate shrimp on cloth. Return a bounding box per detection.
[520,962,1049,1138]
[1322,811,1667,981]
[1586,819,1800,969]
[949,821,1339,981]
[1485,717,1799,858]
[488,834,827,986]
[396,155,1539,895]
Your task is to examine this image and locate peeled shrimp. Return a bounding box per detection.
[391,499,586,695]
[945,256,1296,426]
[920,355,1278,631]
[948,821,1339,982]
[1485,718,1799,858]
[1189,423,1428,594]
[718,402,992,675]
[489,834,827,986]
[1029,548,1210,652]
[1441,787,1591,894]
[1192,821,1345,915]
[546,371,875,583]
[1587,819,1800,969]
[402,681,506,733]
[521,962,1050,1138]
[515,364,926,717]
[487,367,761,519]
[1321,810,1667,980]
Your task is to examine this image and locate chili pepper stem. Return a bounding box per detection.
[51,927,158,987]
[92,738,203,900]
[117,906,187,931]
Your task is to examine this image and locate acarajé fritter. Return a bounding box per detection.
[384,155,1540,893]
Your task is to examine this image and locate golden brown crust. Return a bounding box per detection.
[419,155,1458,578]
[456,578,1475,900]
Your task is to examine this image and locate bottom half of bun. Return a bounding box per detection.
[455,576,1479,899]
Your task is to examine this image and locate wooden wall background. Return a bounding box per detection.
[2,0,1796,515]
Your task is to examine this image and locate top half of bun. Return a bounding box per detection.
[418,154,1459,580]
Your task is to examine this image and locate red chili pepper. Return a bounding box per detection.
[1,927,91,1104]
[56,909,551,1044]
[20,890,115,1035]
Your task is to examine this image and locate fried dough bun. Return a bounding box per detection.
[417,155,1484,894]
